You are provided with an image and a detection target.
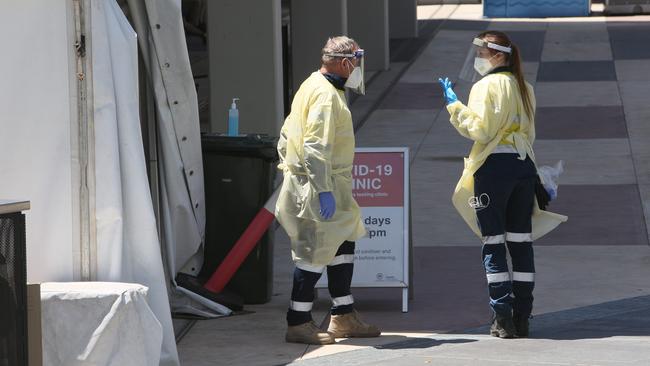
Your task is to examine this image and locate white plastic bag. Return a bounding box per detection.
[537,160,564,201]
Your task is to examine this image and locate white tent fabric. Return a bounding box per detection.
[125,0,230,316]
[2,0,227,363]
[91,1,179,365]
[0,0,76,283]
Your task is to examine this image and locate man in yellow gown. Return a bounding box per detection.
[276,36,380,345]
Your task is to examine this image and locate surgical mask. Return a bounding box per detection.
[324,49,366,95]
[344,62,365,95]
[474,55,496,76]
[345,59,366,95]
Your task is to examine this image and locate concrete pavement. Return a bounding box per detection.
[177,4,650,366]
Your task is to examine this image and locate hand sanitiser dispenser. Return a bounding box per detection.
[228,98,240,136]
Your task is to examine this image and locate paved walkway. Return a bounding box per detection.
[177,5,650,366]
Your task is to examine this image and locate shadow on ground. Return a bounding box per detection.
[463,295,650,340]
[372,337,476,350]
[284,336,477,366]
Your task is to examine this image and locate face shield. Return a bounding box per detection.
[325,49,365,95]
[458,38,511,82]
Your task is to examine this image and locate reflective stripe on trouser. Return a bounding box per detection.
[482,241,535,318]
[508,240,535,318]
[482,243,513,317]
[328,241,355,315]
[474,154,536,317]
[287,265,322,326]
[287,241,356,325]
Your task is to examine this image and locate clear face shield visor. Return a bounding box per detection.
[324,49,365,95]
[458,38,512,82]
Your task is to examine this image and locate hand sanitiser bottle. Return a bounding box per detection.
[228,98,240,136]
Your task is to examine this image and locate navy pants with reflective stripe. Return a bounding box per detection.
[474,154,536,318]
[287,241,355,326]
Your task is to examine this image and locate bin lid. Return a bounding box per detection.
[201,133,279,161]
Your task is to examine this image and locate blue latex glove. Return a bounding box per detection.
[438,77,458,105]
[318,192,336,220]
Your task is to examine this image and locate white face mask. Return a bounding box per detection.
[343,59,365,95]
[474,56,495,76]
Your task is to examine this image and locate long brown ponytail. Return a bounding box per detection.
[477,31,534,120]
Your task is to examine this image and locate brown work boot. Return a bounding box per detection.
[327,310,381,338]
[286,321,335,345]
[490,315,517,339]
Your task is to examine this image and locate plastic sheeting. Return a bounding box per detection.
[1,1,224,364]
[125,0,230,317]
[41,282,163,366]
[91,1,179,364]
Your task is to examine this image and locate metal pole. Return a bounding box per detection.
[72,0,95,281]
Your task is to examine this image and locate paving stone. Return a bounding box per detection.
[608,23,650,60]
[541,41,613,62]
[537,61,616,82]
[535,81,621,107]
[390,38,430,63]
[535,106,627,139]
[610,39,650,60]
[312,246,492,333]
[448,4,484,20]
[533,139,635,185]
[379,83,443,109]
[615,60,650,81]
[505,31,546,62]
[607,23,650,41]
[356,109,437,159]
[545,22,609,43]
[441,19,489,31]
[297,294,650,366]
[536,184,648,246]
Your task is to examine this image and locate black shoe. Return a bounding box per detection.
[513,314,530,338]
[490,315,516,338]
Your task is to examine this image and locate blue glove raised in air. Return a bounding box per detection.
[319,191,336,220]
[438,77,458,105]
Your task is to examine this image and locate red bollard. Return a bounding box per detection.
[204,188,280,293]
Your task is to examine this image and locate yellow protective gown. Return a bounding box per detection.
[446,71,567,240]
[276,72,366,266]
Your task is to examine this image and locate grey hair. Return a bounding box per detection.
[321,36,358,65]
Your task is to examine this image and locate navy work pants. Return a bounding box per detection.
[287,241,355,326]
[473,154,537,319]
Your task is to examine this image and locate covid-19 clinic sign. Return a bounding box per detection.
[317,147,411,312]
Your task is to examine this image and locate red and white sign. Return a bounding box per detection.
[318,147,411,312]
[352,152,405,207]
